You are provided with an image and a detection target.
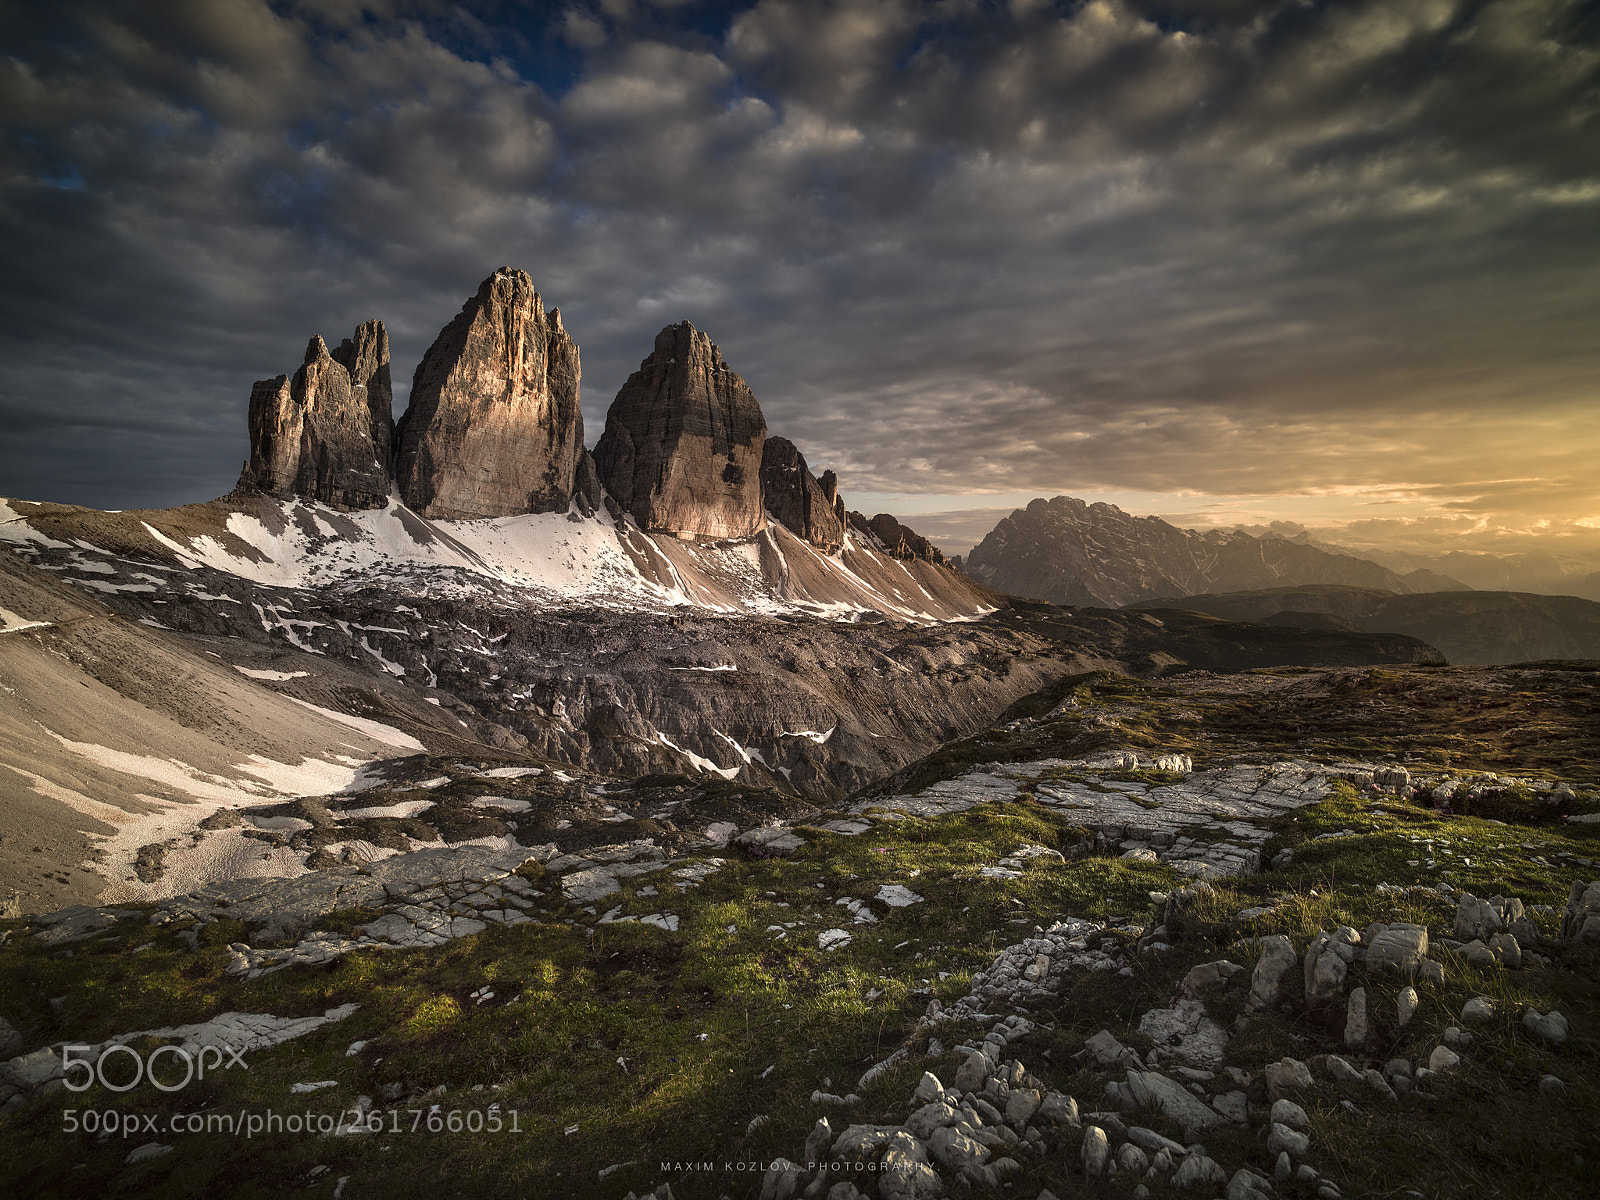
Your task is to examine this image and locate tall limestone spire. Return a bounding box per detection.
[245,322,393,511]
[395,267,588,520]
[592,321,767,540]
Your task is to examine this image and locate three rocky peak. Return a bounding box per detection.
[242,267,940,562]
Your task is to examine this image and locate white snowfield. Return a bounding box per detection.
[0,494,996,624]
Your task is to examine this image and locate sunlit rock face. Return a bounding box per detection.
[246,320,393,511]
[396,268,585,520]
[593,321,767,541]
[761,436,845,553]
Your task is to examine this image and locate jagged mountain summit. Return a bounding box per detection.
[237,270,931,566]
[593,320,769,540]
[396,267,593,519]
[243,321,394,510]
[229,267,965,618]
[961,495,1428,607]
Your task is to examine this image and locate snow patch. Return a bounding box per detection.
[653,732,740,780]
[280,696,427,752]
[0,604,50,634]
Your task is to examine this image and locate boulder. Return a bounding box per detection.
[1266,1122,1310,1160]
[593,321,767,540]
[1304,933,1349,1003]
[246,325,394,510]
[1263,1058,1313,1101]
[1365,923,1429,974]
[1137,999,1229,1066]
[1037,1091,1080,1126]
[1004,1088,1042,1127]
[1122,1070,1225,1129]
[1397,986,1420,1027]
[880,1130,941,1200]
[1522,1009,1568,1045]
[1560,880,1600,942]
[1270,1099,1308,1129]
[1172,1154,1226,1188]
[912,1072,944,1105]
[1247,935,1298,1010]
[804,1117,834,1169]
[760,1159,803,1200]
[1488,932,1522,968]
[906,1101,960,1140]
[829,1125,900,1164]
[927,1124,988,1172]
[1083,1030,1141,1070]
[1182,960,1245,992]
[1344,987,1368,1049]
[1229,1167,1275,1200]
[1117,1142,1149,1174]
[953,1050,992,1092]
[396,268,586,519]
[1461,996,1495,1024]
[760,436,845,552]
[1323,1055,1363,1084]
[1453,894,1504,943]
[1080,1126,1110,1178]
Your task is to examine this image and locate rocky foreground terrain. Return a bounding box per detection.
[1,662,1597,1199]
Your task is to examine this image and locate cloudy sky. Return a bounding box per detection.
[1,0,1596,558]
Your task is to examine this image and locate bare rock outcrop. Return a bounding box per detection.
[245,322,394,510]
[849,511,945,565]
[396,268,585,520]
[761,436,844,552]
[331,320,394,469]
[592,321,767,541]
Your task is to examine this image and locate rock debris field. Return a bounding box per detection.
[3,747,1598,1200]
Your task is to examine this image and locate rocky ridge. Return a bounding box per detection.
[850,513,945,566]
[1129,586,1600,666]
[240,269,946,571]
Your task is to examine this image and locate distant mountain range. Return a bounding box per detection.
[952,496,1600,664]
[1229,524,1600,600]
[957,496,1467,607]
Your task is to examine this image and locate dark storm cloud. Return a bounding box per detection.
[0,0,1595,542]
